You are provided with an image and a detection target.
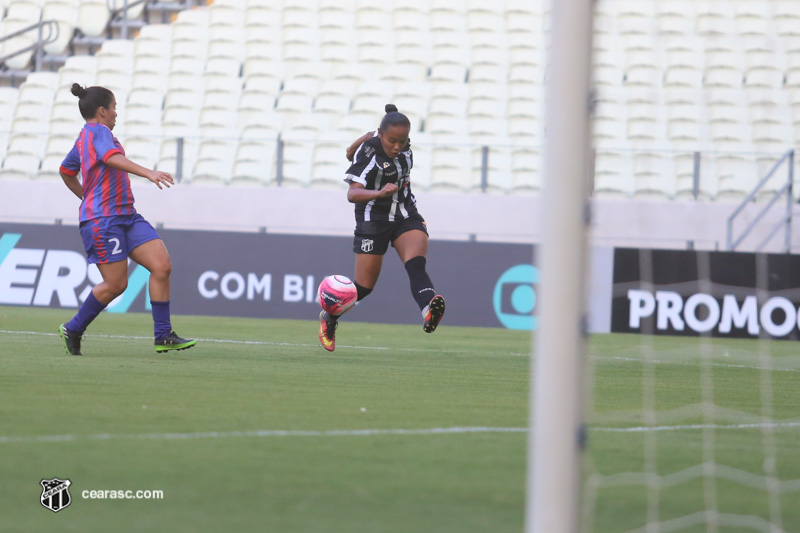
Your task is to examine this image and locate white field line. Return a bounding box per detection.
[604,355,800,373]
[3,329,800,371]
[0,329,393,352]
[1,422,798,445]
[592,421,800,433]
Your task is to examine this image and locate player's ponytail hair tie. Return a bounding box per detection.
[385,104,399,113]
[70,83,87,99]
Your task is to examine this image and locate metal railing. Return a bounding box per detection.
[726,149,795,253]
[107,0,150,39]
[0,20,60,72]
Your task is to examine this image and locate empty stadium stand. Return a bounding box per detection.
[0,0,798,200]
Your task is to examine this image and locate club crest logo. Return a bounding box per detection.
[361,239,374,252]
[40,477,72,513]
[382,162,391,168]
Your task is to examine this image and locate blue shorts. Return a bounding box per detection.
[79,214,160,264]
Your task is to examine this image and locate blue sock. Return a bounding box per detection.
[151,300,172,340]
[66,292,108,334]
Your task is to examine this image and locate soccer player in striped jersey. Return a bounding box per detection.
[318,105,445,351]
[57,84,196,356]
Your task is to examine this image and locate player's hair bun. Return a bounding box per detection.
[70,83,86,98]
[385,104,398,113]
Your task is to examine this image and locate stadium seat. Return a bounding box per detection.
[633,152,675,199]
[664,47,703,89]
[0,88,19,161]
[0,152,40,180]
[230,130,278,187]
[734,1,769,37]
[614,0,654,36]
[319,0,354,31]
[667,101,705,144]
[208,0,245,28]
[95,71,131,98]
[41,2,77,56]
[510,147,541,193]
[76,0,109,38]
[703,46,744,88]
[656,1,695,36]
[157,134,199,182]
[121,136,159,170]
[624,50,663,87]
[715,153,759,200]
[743,53,785,90]
[21,71,59,92]
[774,0,800,37]
[429,0,466,33]
[405,131,432,190]
[108,0,146,20]
[320,29,355,65]
[5,0,41,22]
[503,0,539,18]
[429,134,471,191]
[309,131,353,189]
[0,19,34,70]
[593,150,634,197]
[696,1,735,36]
[192,135,237,187]
[471,143,512,192]
[673,151,704,200]
[279,129,315,187]
[58,56,97,93]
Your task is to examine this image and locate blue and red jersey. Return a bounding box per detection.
[60,122,136,222]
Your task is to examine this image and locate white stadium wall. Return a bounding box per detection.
[1,178,798,253]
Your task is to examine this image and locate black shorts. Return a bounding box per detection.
[353,214,428,255]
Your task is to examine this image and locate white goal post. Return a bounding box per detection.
[525,0,594,532]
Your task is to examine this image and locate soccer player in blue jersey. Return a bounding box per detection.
[318,105,445,351]
[57,83,196,356]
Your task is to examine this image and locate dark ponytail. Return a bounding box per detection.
[71,83,114,119]
[379,103,410,132]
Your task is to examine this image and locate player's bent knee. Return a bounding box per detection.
[108,280,128,298]
[149,259,172,279]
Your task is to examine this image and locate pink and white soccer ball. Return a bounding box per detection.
[318,275,358,315]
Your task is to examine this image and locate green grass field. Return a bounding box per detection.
[1,306,798,533]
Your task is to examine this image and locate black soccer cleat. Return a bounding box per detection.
[155,331,197,352]
[59,323,83,356]
[423,295,446,333]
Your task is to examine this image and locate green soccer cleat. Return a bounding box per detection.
[154,331,197,352]
[59,323,83,356]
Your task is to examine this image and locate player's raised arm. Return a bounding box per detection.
[105,154,174,190]
[345,131,375,161]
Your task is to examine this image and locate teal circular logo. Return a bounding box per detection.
[493,264,539,330]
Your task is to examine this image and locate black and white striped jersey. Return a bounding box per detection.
[344,135,419,224]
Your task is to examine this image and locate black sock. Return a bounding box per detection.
[404,256,436,311]
[329,282,373,320]
[355,282,373,301]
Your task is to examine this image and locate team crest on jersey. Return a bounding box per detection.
[382,162,390,168]
[361,239,374,252]
[40,477,72,513]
